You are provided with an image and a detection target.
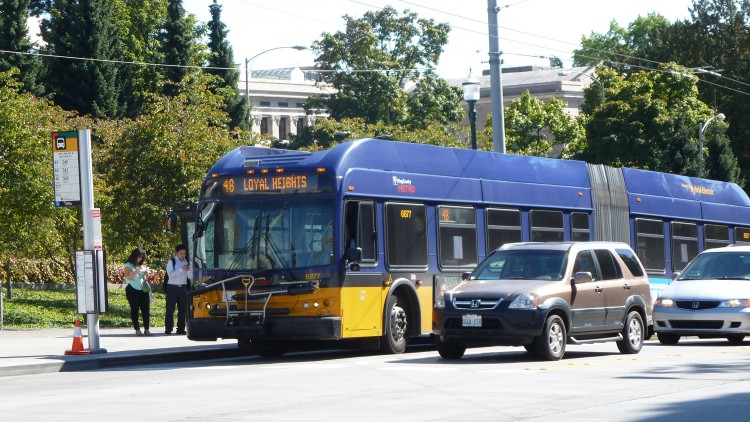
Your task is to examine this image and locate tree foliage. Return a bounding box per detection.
[577,65,743,185]
[574,1,750,187]
[481,91,585,157]
[94,75,243,260]
[0,70,92,277]
[573,13,673,67]
[0,0,44,96]
[288,118,464,152]
[117,0,169,117]
[42,0,124,118]
[307,6,461,128]
[159,0,199,97]
[206,0,248,130]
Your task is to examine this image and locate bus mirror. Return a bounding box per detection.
[165,211,177,234]
[347,247,362,263]
[193,218,205,239]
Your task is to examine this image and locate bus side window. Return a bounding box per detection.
[345,200,377,263]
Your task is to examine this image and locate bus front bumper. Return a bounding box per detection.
[187,316,342,341]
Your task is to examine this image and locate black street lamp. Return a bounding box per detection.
[462,70,480,150]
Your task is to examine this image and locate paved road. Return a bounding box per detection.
[0,337,748,421]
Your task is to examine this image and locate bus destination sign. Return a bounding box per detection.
[211,173,333,197]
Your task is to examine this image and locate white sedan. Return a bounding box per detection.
[653,246,750,345]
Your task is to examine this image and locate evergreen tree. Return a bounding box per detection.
[118,0,169,117]
[43,0,122,118]
[160,0,195,97]
[43,0,121,117]
[206,0,248,130]
[0,0,44,96]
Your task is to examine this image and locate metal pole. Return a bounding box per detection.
[79,130,105,353]
[487,0,506,153]
[5,260,10,299]
[469,100,478,150]
[245,58,250,127]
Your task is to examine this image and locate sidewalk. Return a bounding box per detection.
[0,326,241,377]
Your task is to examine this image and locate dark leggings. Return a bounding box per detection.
[125,284,150,331]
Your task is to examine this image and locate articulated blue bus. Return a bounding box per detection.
[183,138,750,355]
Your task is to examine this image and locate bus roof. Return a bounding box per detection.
[207,139,749,215]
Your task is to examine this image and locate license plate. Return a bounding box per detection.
[462,314,482,327]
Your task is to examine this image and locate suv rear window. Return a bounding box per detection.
[616,248,645,277]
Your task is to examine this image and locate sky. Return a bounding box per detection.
[183,0,695,79]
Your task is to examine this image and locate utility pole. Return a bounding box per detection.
[487,0,506,153]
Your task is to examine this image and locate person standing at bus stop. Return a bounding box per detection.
[123,248,151,336]
[164,244,192,335]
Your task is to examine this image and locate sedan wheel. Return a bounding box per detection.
[727,335,745,345]
[657,332,680,345]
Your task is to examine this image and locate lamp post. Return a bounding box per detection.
[698,112,725,170]
[462,70,481,150]
[244,45,308,114]
[559,70,605,104]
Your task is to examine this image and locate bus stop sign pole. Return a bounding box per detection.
[79,130,106,354]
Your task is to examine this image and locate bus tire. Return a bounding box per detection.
[381,293,408,354]
[239,339,286,357]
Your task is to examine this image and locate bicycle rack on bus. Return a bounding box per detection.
[202,276,317,326]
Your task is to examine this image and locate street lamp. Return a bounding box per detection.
[559,70,605,104]
[462,69,480,150]
[698,112,725,167]
[244,45,308,112]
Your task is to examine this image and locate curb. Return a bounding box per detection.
[0,345,243,377]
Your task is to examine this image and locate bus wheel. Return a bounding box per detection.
[239,339,286,357]
[255,341,286,358]
[381,294,408,354]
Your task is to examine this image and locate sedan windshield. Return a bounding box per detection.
[195,198,334,271]
[473,250,567,281]
[679,251,750,280]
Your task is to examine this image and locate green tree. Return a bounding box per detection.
[206,0,248,130]
[307,6,461,128]
[573,13,673,67]
[0,0,44,96]
[42,0,123,118]
[94,75,242,260]
[579,65,743,185]
[159,0,198,97]
[289,118,463,151]
[117,0,169,117]
[0,70,92,276]
[481,91,585,157]
[573,1,750,188]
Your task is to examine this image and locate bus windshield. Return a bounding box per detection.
[195,198,334,271]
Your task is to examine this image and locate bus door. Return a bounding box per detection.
[341,199,383,337]
[166,201,197,262]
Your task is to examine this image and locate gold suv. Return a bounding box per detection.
[434,242,653,360]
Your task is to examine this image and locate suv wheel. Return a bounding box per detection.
[436,338,466,359]
[616,311,644,354]
[534,315,566,361]
[657,332,680,345]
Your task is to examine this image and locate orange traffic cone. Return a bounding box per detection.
[65,320,91,355]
